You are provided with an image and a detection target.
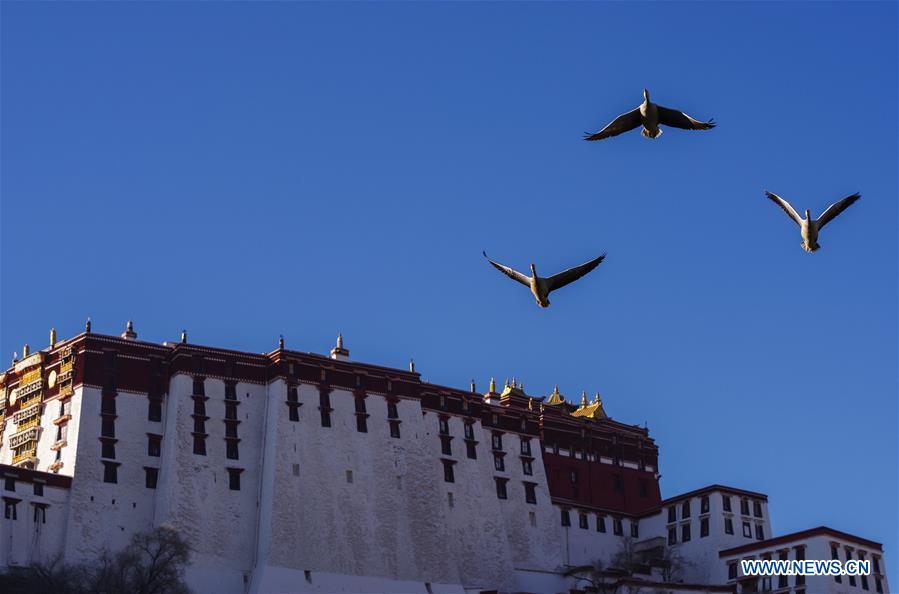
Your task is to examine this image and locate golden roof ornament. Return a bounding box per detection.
[409,359,415,373]
[528,397,533,411]
[22,344,29,358]
[489,377,496,393]
[181,329,187,344]
[49,328,57,348]
[546,385,566,406]
[580,390,588,408]
[121,320,137,340]
[330,333,349,360]
[11,352,17,365]
[470,379,476,393]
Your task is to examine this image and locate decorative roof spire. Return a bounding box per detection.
[330,333,349,361]
[49,328,57,348]
[580,390,588,408]
[409,359,415,373]
[528,397,533,411]
[12,352,17,365]
[85,318,92,333]
[279,334,285,349]
[470,379,476,393]
[180,329,187,344]
[121,320,137,340]
[546,385,565,406]
[489,377,496,393]
[22,344,29,358]
[594,391,602,405]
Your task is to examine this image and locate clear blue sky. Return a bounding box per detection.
[2,1,896,582]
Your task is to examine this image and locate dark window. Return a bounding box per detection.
[464,423,474,440]
[630,521,639,538]
[495,479,507,500]
[753,500,763,517]
[778,552,789,587]
[701,495,709,514]
[682,500,691,518]
[493,454,504,472]
[145,468,158,489]
[148,400,162,422]
[148,435,161,457]
[755,524,764,540]
[193,418,206,433]
[4,501,17,520]
[728,563,737,580]
[33,483,43,496]
[681,523,691,542]
[668,527,677,544]
[520,439,531,456]
[355,397,366,414]
[389,421,401,439]
[725,518,734,534]
[873,556,881,574]
[287,386,298,402]
[193,436,206,456]
[225,422,238,438]
[225,383,237,400]
[701,517,709,537]
[466,442,477,459]
[831,547,842,583]
[722,494,732,512]
[597,515,606,533]
[491,433,503,451]
[441,437,452,456]
[101,442,115,459]
[740,498,750,515]
[742,521,752,538]
[192,378,205,396]
[193,399,206,416]
[226,441,239,460]
[862,574,869,591]
[101,418,115,438]
[3,478,13,492]
[560,510,570,527]
[668,506,676,523]
[387,402,398,419]
[524,483,536,504]
[522,460,533,475]
[439,418,449,435]
[320,411,331,428]
[613,518,623,536]
[289,406,299,422]
[228,469,241,491]
[101,397,116,415]
[442,461,454,483]
[356,416,368,433]
[103,463,117,484]
[225,403,238,421]
[578,513,589,529]
[319,391,331,408]
[876,578,883,593]
[32,505,46,524]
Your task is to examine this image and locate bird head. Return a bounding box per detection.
[530,263,537,276]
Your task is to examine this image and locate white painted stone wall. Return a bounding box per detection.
[0,479,69,568]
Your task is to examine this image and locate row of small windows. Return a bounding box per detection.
[560,509,637,537]
[832,545,884,592]
[729,547,806,589]
[562,468,643,498]
[667,494,763,523]
[3,478,44,496]
[3,500,47,523]
[544,443,654,472]
[668,517,765,543]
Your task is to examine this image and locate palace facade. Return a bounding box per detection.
[0,324,889,594]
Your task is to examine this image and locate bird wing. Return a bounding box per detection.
[656,105,716,130]
[765,191,803,227]
[482,251,530,287]
[583,108,641,141]
[816,192,861,229]
[545,253,606,292]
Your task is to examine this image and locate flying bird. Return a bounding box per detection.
[764,191,861,252]
[584,88,715,141]
[482,251,606,308]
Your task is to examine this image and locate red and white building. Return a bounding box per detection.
[0,324,890,594]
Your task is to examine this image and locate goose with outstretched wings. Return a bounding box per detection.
[482,251,606,308]
[584,89,715,141]
[764,191,861,252]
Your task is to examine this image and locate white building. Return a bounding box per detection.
[0,324,890,594]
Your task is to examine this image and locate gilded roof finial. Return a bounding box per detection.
[470,379,476,393]
[181,329,187,344]
[22,344,29,358]
[528,397,533,411]
[330,333,349,360]
[279,334,285,349]
[546,385,565,405]
[336,333,344,349]
[121,320,137,340]
[49,328,57,348]
[409,359,415,373]
[489,377,496,393]
[12,352,18,365]
[580,390,588,408]
[594,391,602,405]
[519,382,524,392]
[512,377,517,388]
[85,318,92,333]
